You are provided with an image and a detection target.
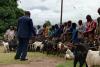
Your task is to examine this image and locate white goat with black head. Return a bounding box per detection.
[1,40,9,53]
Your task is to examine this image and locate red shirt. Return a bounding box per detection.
[86,21,96,32]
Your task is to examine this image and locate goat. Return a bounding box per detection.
[65,49,74,60]
[57,42,67,56]
[73,43,88,67]
[32,41,44,51]
[2,41,9,53]
[86,50,100,67]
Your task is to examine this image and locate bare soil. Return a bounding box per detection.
[0,56,65,67]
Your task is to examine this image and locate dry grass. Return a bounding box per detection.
[0,46,86,67]
[0,46,47,64]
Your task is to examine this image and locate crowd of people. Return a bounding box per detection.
[3,8,100,61]
[35,14,99,44]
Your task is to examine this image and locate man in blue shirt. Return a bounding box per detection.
[15,11,36,61]
[70,23,78,44]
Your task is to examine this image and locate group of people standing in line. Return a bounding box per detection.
[3,8,100,61]
[36,12,99,44]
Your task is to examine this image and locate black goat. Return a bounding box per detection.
[73,43,88,67]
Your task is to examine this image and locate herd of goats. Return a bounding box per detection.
[0,35,100,67]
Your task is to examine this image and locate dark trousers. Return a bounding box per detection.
[15,37,29,59]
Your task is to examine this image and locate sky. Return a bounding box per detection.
[17,0,100,25]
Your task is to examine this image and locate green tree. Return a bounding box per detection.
[44,20,51,27]
[0,0,24,37]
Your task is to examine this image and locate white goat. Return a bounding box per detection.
[58,42,67,49]
[98,46,100,51]
[2,41,9,53]
[86,50,100,67]
[58,42,63,50]
[32,41,44,51]
[65,49,74,60]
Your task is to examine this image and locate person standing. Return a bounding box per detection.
[15,11,36,61]
[97,8,100,35]
[86,15,97,41]
[71,23,78,44]
[4,26,16,51]
[98,8,100,14]
[43,24,49,39]
[4,26,15,42]
[77,20,85,42]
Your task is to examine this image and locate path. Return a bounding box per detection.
[0,56,65,67]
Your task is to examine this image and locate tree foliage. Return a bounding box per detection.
[0,0,24,36]
[44,20,51,27]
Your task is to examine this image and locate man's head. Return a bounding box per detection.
[98,8,100,15]
[55,24,59,29]
[86,15,92,22]
[78,20,82,25]
[67,20,72,27]
[9,26,14,30]
[37,25,41,29]
[72,23,77,29]
[25,11,30,17]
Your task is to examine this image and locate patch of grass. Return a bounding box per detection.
[56,60,73,67]
[0,52,47,64]
[0,46,62,64]
[0,46,47,64]
[56,60,86,67]
[0,52,27,64]
[0,46,86,67]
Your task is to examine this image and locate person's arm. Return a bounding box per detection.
[29,19,36,36]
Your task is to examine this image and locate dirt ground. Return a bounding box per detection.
[0,56,65,67]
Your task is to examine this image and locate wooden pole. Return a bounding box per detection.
[60,0,63,24]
